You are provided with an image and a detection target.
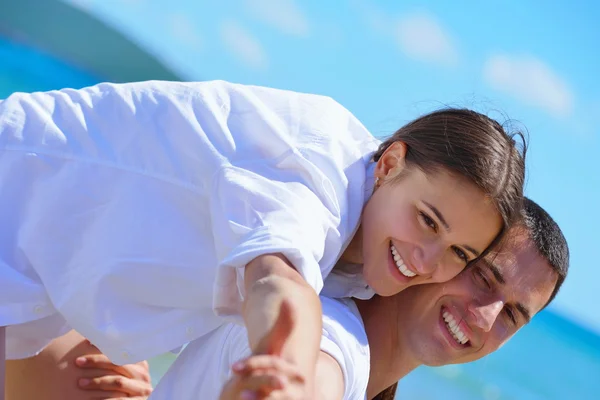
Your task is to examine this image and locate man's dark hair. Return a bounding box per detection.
[521,197,569,307]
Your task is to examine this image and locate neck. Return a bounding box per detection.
[341,225,364,264]
[355,295,421,399]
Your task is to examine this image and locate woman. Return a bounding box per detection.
[166,202,565,400]
[0,81,524,397]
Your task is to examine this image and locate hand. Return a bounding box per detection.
[221,300,312,399]
[253,299,295,356]
[221,355,306,400]
[75,341,153,399]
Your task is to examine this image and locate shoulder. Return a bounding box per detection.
[315,350,345,400]
[321,297,368,342]
[319,297,370,400]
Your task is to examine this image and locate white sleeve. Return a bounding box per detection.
[210,163,334,317]
[319,297,370,400]
[152,298,369,400]
[151,323,252,400]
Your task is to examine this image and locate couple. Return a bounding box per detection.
[151,197,567,400]
[0,80,564,399]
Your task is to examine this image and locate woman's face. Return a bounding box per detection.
[357,141,503,296]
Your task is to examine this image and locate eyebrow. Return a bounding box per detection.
[487,261,506,285]
[463,245,481,258]
[485,261,532,323]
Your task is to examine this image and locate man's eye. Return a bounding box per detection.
[504,307,517,325]
[474,268,491,289]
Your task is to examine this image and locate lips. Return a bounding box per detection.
[443,310,469,345]
[390,243,418,278]
[439,306,472,349]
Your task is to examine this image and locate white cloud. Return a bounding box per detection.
[243,0,309,37]
[350,2,459,67]
[483,54,574,117]
[395,12,459,67]
[220,20,268,70]
[350,0,392,35]
[168,13,203,51]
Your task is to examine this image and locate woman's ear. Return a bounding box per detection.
[374,141,408,183]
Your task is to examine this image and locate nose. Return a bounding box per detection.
[412,243,444,275]
[468,299,504,332]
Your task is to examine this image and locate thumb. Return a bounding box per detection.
[254,299,295,356]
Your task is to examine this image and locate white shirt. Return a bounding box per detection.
[151,296,370,400]
[0,80,379,363]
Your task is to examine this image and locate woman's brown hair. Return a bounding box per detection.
[370,109,526,400]
[373,108,526,259]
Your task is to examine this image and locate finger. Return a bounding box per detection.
[75,354,133,378]
[220,376,255,400]
[254,300,296,356]
[78,375,153,397]
[237,374,284,393]
[77,365,150,382]
[102,397,151,400]
[88,391,137,399]
[219,373,283,400]
[232,357,304,383]
[240,390,258,400]
[128,361,152,383]
[75,355,150,382]
[262,393,299,400]
[262,387,305,400]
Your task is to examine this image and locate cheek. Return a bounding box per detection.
[370,196,418,238]
[392,205,428,243]
[487,324,513,350]
[471,212,503,247]
[431,259,464,283]
[469,336,505,363]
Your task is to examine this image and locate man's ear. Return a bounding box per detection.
[374,141,408,183]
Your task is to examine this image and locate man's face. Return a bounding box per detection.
[398,228,558,366]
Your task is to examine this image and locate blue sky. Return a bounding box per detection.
[65,0,599,332]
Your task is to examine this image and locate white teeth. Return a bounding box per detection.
[442,311,469,345]
[390,245,416,277]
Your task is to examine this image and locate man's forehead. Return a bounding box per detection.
[483,235,558,315]
[490,233,540,275]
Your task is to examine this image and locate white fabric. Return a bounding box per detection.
[321,261,374,300]
[0,80,380,363]
[151,296,370,400]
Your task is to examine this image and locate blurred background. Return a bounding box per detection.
[1,0,598,398]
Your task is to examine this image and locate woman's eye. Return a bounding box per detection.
[453,246,469,263]
[419,211,438,232]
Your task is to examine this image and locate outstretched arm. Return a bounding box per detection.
[224,298,344,400]
[243,254,322,395]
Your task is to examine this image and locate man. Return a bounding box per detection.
[357,197,568,399]
[150,197,569,399]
